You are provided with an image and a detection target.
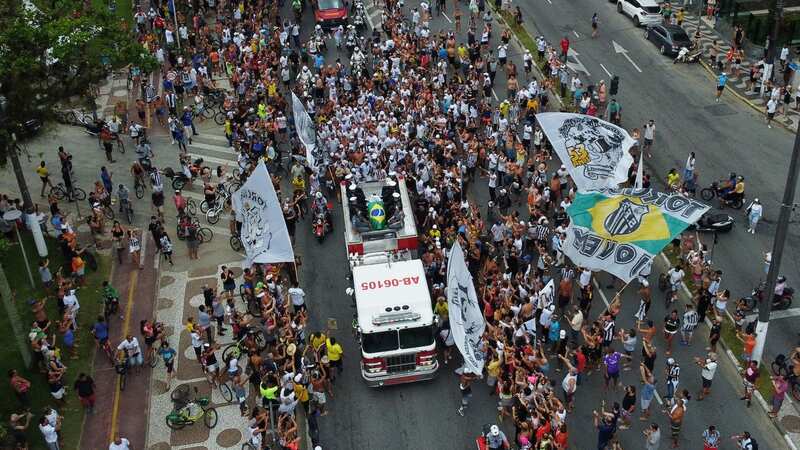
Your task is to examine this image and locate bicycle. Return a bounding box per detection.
[230,234,244,253]
[165,387,218,430]
[115,352,130,391]
[134,175,146,199]
[217,379,235,403]
[222,328,268,361]
[50,182,87,202]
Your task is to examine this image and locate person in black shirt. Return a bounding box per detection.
[663,310,680,355]
[74,373,96,413]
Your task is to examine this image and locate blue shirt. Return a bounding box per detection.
[158,347,177,363]
[181,111,193,126]
[641,381,655,400]
[93,322,109,341]
[718,73,728,87]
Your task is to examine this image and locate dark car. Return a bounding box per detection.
[644,24,692,56]
[313,0,348,28]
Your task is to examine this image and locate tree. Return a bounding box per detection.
[0,0,157,164]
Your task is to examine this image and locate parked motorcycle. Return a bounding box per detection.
[741,278,794,312]
[687,212,734,233]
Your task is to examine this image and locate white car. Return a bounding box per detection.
[616,0,663,27]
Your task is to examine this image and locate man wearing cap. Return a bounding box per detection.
[485,424,510,449]
[695,352,718,400]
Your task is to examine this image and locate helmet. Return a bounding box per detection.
[667,357,675,365]
[489,425,500,436]
[778,276,787,283]
[316,192,323,199]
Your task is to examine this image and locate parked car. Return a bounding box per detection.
[313,0,348,28]
[616,0,662,27]
[644,24,693,56]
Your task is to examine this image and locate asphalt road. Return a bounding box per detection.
[514,0,800,375]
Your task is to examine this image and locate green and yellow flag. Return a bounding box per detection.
[564,188,709,281]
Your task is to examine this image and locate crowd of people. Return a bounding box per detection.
[4,0,799,447]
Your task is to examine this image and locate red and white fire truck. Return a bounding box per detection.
[341,176,439,387]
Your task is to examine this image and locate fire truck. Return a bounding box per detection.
[341,176,439,387]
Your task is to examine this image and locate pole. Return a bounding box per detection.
[761,0,784,96]
[14,225,35,289]
[9,140,47,257]
[751,121,800,366]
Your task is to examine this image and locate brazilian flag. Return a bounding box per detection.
[368,199,386,230]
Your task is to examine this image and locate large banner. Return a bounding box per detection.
[564,188,709,282]
[446,242,486,375]
[291,93,317,169]
[536,113,635,191]
[232,161,295,266]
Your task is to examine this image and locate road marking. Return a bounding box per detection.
[744,307,800,321]
[491,88,500,101]
[442,12,453,23]
[612,40,642,73]
[566,48,591,76]
[600,63,612,77]
[108,268,139,442]
[545,0,552,4]
[188,153,237,167]
[573,30,580,38]
[593,279,610,308]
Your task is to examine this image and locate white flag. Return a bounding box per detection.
[232,160,295,266]
[291,93,317,168]
[446,242,486,375]
[536,112,635,191]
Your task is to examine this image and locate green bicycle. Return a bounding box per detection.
[165,387,218,430]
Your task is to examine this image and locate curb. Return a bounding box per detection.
[656,251,799,449]
[487,4,564,109]
[698,60,796,133]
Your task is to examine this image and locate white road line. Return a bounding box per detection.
[491,88,500,101]
[654,391,664,405]
[442,12,453,23]
[592,279,610,308]
[573,30,580,38]
[744,307,800,321]
[139,228,147,269]
[188,153,236,166]
[625,55,643,73]
[599,63,612,77]
[545,0,552,4]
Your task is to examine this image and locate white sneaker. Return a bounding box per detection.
[746,228,751,233]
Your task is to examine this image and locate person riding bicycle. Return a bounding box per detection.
[174,190,188,216]
[135,139,153,164]
[91,315,110,348]
[102,280,120,305]
[178,213,194,239]
[117,184,131,213]
[131,161,147,188]
[203,183,217,209]
[117,334,144,369]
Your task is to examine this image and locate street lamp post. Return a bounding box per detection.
[751,120,800,366]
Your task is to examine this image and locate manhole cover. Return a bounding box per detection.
[216,428,243,448]
[781,414,800,432]
[704,103,737,116]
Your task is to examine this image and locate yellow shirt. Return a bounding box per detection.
[326,338,343,361]
[667,172,680,187]
[487,359,502,378]
[311,334,327,351]
[36,166,49,178]
[735,181,745,194]
[434,301,448,317]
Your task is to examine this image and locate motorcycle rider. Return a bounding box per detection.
[775,276,787,301]
[483,425,510,450]
[312,191,332,231]
[297,66,313,90]
[724,175,745,206]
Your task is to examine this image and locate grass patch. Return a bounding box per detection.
[0,233,110,450]
[663,243,774,400]
[490,6,574,109]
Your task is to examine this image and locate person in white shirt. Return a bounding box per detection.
[746,198,763,234]
[109,436,131,450]
[39,416,59,450]
[766,97,778,128]
[695,352,718,399]
[117,335,143,368]
[288,281,306,312]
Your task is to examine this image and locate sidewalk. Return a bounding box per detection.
[681,13,800,132]
[80,234,158,450]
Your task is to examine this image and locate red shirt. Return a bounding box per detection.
[575,351,587,373]
[535,421,552,442]
[555,429,568,448]
[560,38,570,53]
